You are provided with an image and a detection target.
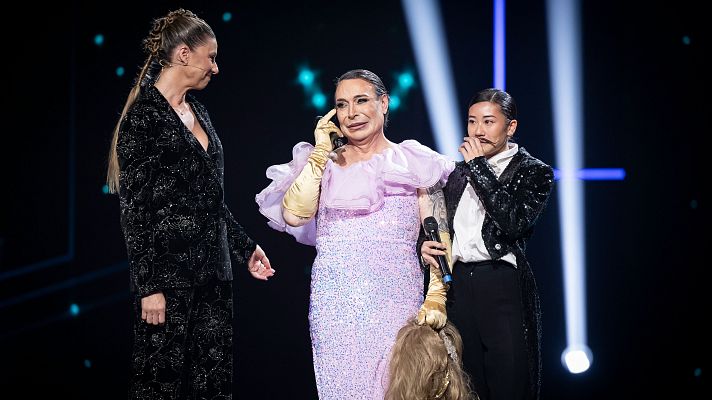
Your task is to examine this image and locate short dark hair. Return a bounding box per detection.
[468,88,517,122]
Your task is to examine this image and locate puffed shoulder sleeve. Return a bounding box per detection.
[255,142,317,246]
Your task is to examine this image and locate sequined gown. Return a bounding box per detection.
[256,140,454,399]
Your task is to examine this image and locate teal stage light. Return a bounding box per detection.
[298,69,315,87]
[94,34,104,46]
[311,92,327,109]
[389,95,401,111]
[397,72,414,90]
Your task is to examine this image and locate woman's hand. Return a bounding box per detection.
[247,245,275,280]
[141,292,166,325]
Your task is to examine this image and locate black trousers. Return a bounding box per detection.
[447,260,528,400]
[129,280,233,400]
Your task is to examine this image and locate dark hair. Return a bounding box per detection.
[106,9,215,193]
[467,88,517,122]
[334,69,390,127]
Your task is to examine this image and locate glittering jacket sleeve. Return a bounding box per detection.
[224,204,257,265]
[117,108,171,297]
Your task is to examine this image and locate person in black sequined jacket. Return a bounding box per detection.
[420,88,554,400]
[105,9,275,399]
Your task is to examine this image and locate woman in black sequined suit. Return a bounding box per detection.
[420,89,554,400]
[105,9,275,399]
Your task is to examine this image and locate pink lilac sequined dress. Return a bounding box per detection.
[256,140,454,399]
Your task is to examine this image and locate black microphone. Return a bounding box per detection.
[423,216,453,285]
[315,115,349,160]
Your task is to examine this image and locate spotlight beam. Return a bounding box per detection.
[401,0,462,159]
[546,0,593,373]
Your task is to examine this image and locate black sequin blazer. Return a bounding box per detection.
[117,85,256,297]
[443,147,554,400]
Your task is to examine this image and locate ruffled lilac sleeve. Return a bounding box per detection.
[255,142,317,246]
[320,140,455,213]
[383,140,455,189]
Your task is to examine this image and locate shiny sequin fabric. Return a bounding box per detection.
[310,196,423,399]
[256,140,455,399]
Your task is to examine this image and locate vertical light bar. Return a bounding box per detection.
[401,0,462,159]
[493,0,506,90]
[546,0,592,373]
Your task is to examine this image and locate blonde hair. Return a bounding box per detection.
[105,9,214,193]
[386,319,477,400]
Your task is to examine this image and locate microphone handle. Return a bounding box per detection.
[437,255,453,284]
[427,231,453,284]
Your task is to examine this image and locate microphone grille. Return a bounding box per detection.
[423,216,438,232]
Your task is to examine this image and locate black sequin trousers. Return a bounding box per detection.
[129,280,233,400]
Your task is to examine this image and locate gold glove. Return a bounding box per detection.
[417,264,448,329]
[440,231,453,270]
[282,110,342,218]
[417,228,453,329]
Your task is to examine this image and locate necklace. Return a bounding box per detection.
[173,102,190,116]
[173,103,195,131]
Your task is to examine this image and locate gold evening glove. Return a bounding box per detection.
[417,264,448,329]
[282,112,342,218]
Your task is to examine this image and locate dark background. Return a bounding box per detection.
[2,0,708,398]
